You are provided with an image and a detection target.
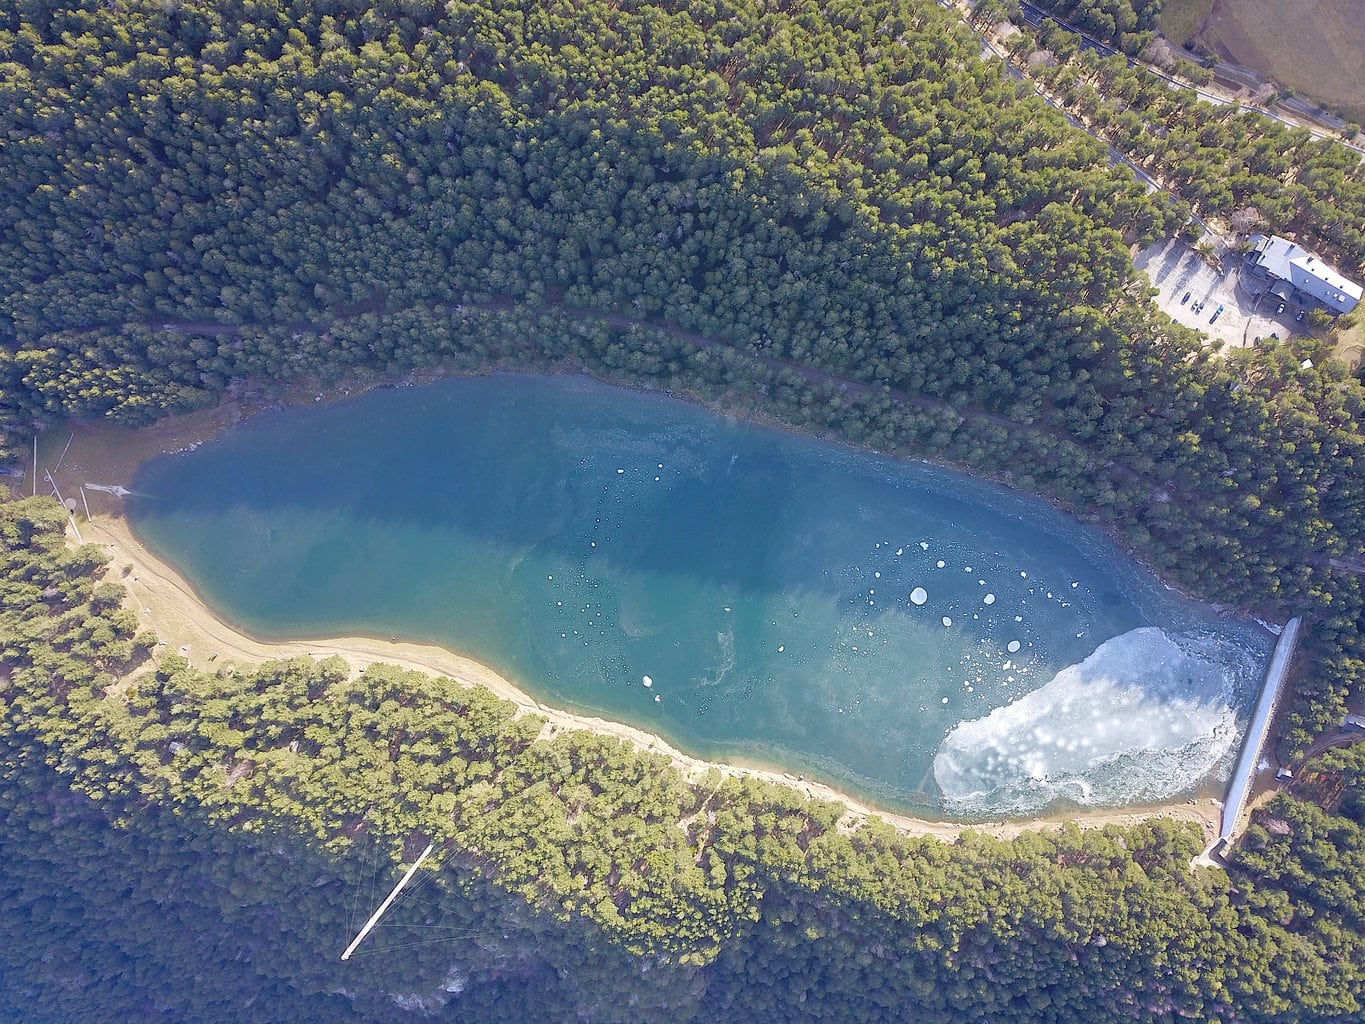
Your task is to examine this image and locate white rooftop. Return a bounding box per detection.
[1249,235,1361,314]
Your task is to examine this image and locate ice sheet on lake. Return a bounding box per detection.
[933,627,1259,816]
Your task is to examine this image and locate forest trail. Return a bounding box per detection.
[89,300,1365,581]
[142,304,1015,425]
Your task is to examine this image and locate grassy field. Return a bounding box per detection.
[1157,0,1214,50]
[1164,0,1365,124]
[1331,314,1365,374]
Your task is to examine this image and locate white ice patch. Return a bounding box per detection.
[933,628,1257,816]
[910,587,928,605]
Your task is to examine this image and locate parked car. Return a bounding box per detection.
[1296,309,1306,322]
[1210,304,1224,324]
[1275,300,1286,315]
[1180,291,1191,304]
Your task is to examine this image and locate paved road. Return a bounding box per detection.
[973,16,1220,241]
[1017,0,1117,57]
[1175,46,1361,145]
[1011,0,1363,154]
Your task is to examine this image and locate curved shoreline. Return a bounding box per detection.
[79,510,1221,846]
[42,381,1227,846]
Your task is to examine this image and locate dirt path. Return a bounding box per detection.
[94,299,1182,505]
[1294,728,1365,765]
[141,303,1011,424]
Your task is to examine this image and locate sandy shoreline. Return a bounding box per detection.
[43,395,1222,847]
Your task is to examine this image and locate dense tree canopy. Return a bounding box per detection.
[0,0,1178,424]
[0,496,1361,1022]
[1016,21,1365,273]
[0,0,1362,751]
[1025,0,1165,55]
[0,2,1363,1014]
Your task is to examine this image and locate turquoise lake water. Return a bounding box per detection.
[128,374,1272,817]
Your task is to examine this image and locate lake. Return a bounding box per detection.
[128,374,1272,817]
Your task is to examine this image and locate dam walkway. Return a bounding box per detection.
[1219,617,1302,844]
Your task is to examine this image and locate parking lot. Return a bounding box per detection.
[1135,239,1300,351]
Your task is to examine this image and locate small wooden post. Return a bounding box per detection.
[55,432,74,471]
[45,471,82,543]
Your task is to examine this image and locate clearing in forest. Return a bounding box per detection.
[1162,0,1365,124]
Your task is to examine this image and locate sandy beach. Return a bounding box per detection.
[43,400,1223,848]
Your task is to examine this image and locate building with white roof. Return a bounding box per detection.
[1245,234,1361,315]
